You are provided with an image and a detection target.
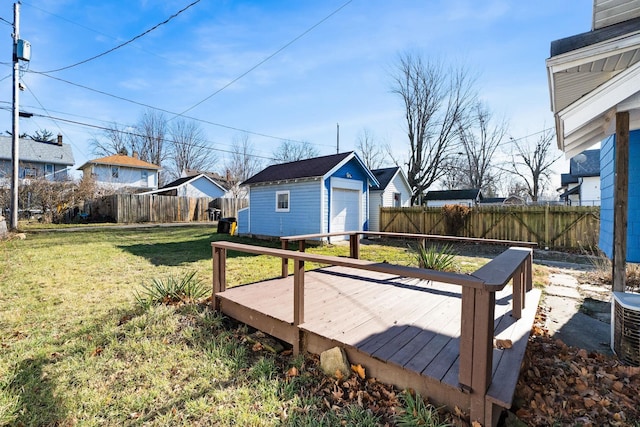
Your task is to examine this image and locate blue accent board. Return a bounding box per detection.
[599,130,640,262]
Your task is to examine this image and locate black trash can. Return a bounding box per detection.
[217,217,236,234]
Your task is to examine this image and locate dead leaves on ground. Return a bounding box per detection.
[512,309,640,426]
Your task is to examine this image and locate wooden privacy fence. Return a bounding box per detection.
[84,194,214,223]
[380,205,600,249]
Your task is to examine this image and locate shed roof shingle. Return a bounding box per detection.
[424,189,482,201]
[242,152,352,185]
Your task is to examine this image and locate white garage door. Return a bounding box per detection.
[331,188,360,237]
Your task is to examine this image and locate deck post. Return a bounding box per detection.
[459,286,495,425]
[293,258,305,355]
[212,246,227,311]
[524,252,532,292]
[512,265,523,320]
[281,240,289,278]
[349,233,360,259]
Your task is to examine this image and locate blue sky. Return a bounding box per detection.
[0,0,592,190]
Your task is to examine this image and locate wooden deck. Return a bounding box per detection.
[216,265,540,424]
[212,238,540,426]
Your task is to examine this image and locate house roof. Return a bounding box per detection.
[0,136,75,166]
[569,149,600,177]
[183,169,231,191]
[242,152,376,186]
[157,173,226,192]
[370,167,401,190]
[424,189,482,201]
[480,197,506,204]
[78,154,160,170]
[547,6,640,157]
[560,184,581,199]
[561,173,580,186]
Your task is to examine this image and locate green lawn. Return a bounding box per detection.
[0,225,540,426]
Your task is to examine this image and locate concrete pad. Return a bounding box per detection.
[545,284,582,299]
[547,309,612,354]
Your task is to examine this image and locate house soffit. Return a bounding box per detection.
[552,48,640,156]
[548,31,640,113]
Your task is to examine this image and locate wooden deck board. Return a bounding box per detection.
[215,265,540,418]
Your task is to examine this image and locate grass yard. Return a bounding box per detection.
[0,225,548,426]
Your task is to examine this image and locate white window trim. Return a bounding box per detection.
[275,190,290,212]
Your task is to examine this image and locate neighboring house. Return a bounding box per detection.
[368,166,411,232]
[558,149,600,206]
[237,151,379,240]
[547,1,640,263]
[0,134,74,183]
[479,197,506,205]
[141,173,228,198]
[78,153,160,193]
[423,189,483,207]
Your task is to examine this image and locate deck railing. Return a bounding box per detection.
[279,231,537,277]
[211,235,533,423]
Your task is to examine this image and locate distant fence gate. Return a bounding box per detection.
[84,194,214,224]
[380,205,600,250]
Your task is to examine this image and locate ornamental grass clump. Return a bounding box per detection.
[134,271,208,308]
[415,243,457,272]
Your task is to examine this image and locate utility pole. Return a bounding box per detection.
[10,2,20,230]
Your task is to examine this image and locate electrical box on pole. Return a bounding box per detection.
[16,39,30,61]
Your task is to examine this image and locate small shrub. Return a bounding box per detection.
[134,271,207,308]
[441,204,470,236]
[396,391,451,427]
[415,243,457,271]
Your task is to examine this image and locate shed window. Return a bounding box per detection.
[111,166,119,179]
[276,191,290,212]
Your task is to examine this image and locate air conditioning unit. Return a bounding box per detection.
[611,292,640,366]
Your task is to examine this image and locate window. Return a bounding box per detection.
[45,164,54,177]
[276,191,290,212]
[141,170,148,182]
[393,192,401,208]
[111,166,119,179]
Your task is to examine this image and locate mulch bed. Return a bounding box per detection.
[510,309,640,426]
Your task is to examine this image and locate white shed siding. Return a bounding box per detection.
[369,174,411,232]
[369,190,383,232]
[248,180,322,237]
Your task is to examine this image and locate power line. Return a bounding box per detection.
[0,106,278,162]
[24,68,334,148]
[175,0,354,117]
[22,81,88,159]
[33,0,201,73]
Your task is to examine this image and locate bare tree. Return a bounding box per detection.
[506,128,561,202]
[443,102,506,194]
[90,122,135,157]
[271,140,319,164]
[356,128,385,170]
[132,109,168,168]
[391,52,476,204]
[165,118,215,181]
[225,133,263,198]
